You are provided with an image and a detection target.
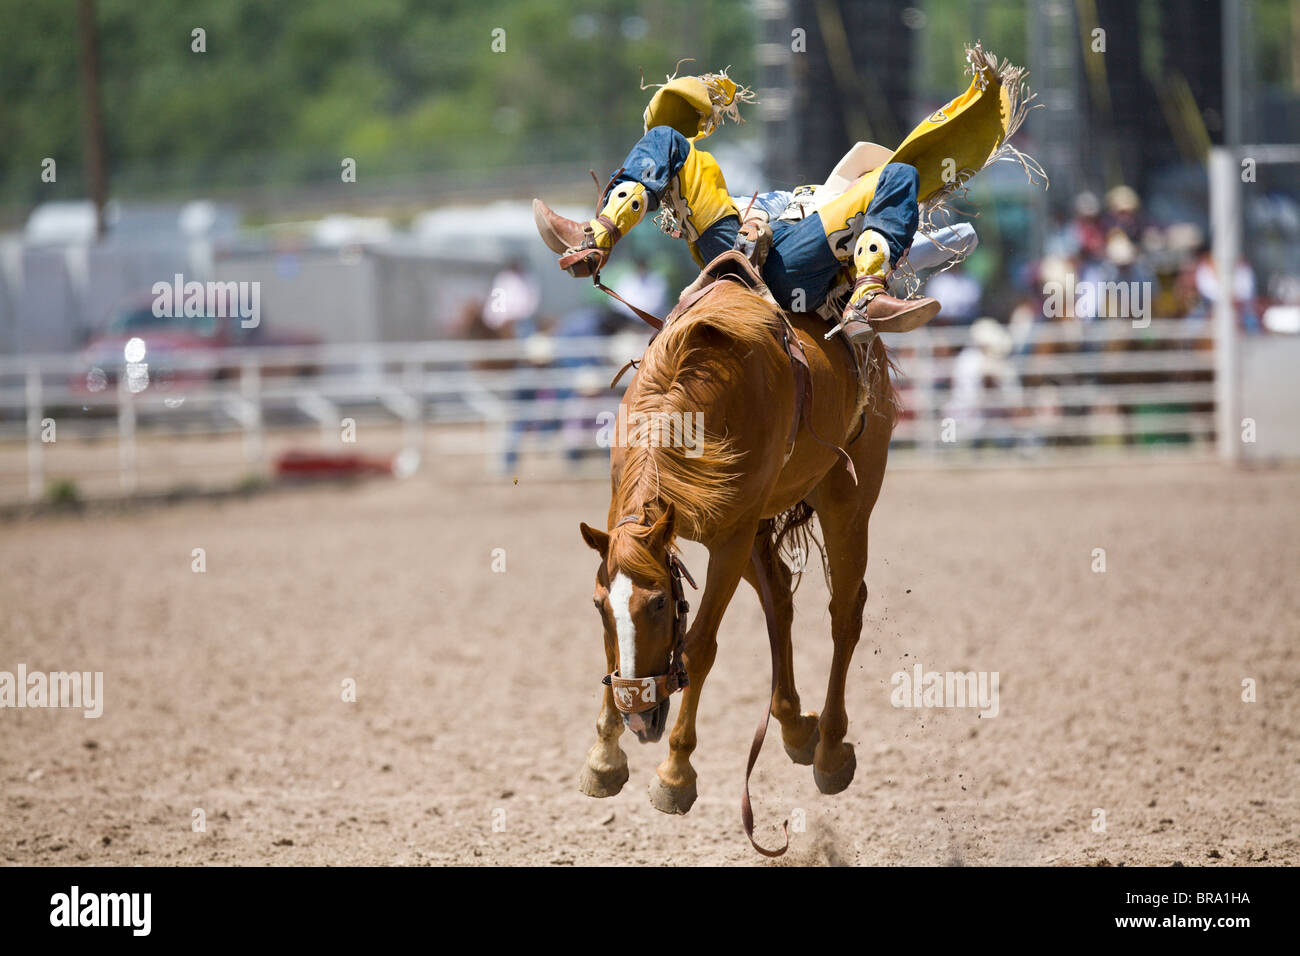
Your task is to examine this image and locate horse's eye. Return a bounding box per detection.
[655,595,667,612]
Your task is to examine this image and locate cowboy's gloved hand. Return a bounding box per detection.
[734,219,773,267]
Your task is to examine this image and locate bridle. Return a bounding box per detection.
[600,514,697,715]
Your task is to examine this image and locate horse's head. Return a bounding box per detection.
[580,503,692,744]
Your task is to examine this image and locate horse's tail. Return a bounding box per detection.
[757,500,826,595]
[868,334,902,429]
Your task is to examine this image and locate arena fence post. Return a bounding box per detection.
[117,372,137,493]
[26,364,43,500]
[240,357,264,469]
[1209,147,1241,465]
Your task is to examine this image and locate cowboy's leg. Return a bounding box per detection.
[814,160,921,269]
[859,162,921,263]
[815,163,941,336]
[757,164,924,317]
[762,214,843,313]
[534,127,738,274]
[693,214,740,263]
[585,126,690,254]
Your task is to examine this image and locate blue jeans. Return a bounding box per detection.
[694,213,843,313]
[611,126,692,213]
[865,163,920,263]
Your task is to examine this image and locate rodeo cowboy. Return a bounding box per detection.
[533,46,1042,340]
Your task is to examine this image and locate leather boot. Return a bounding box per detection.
[532,181,649,277]
[839,229,940,339]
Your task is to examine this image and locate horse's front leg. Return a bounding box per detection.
[579,640,628,797]
[649,526,756,815]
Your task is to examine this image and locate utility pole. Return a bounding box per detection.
[1214,0,1242,463]
[1222,0,1242,148]
[76,0,108,240]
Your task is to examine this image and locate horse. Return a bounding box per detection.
[576,276,898,852]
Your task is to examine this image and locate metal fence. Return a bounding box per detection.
[0,318,1221,502]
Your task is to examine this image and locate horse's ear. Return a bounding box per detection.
[650,502,676,543]
[579,522,609,558]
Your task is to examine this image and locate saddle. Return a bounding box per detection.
[621,250,857,484]
[664,249,778,322]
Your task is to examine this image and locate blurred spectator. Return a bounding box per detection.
[602,256,669,327]
[945,317,1023,446]
[927,261,983,325]
[1076,231,1155,323]
[1104,185,1144,243]
[482,257,541,338]
[1048,190,1106,262]
[477,257,543,472]
[1192,243,1259,332]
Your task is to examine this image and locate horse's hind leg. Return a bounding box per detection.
[742,525,819,765]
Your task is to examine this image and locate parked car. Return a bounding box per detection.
[73,293,321,396]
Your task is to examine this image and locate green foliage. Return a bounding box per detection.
[0,0,756,207]
[45,477,82,508]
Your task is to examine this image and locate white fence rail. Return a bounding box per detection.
[0,318,1218,501]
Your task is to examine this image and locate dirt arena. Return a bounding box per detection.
[2,459,1296,866]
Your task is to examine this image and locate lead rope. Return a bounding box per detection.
[741,545,790,857]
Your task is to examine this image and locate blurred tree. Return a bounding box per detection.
[0,0,755,214]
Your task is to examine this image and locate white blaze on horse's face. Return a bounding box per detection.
[609,572,637,678]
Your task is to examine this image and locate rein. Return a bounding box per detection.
[593,272,665,330]
[743,545,791,857]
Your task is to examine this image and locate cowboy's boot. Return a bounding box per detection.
[838,229,940,339]
[533,181,649,277]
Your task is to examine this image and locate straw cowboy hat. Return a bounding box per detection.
[1106,230,1138,266]
[1106,185,1141,214]
[970,317,1013,357]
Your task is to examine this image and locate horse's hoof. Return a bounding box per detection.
[648,777,697,815]
[782,718,820,766]
[579,762,629,798]
[813,745,856,795]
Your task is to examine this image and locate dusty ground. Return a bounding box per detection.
[1,460,1296,866]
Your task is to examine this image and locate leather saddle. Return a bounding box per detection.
[664,249,779,325]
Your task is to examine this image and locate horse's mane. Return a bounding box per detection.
[607,283,900,583]
[609,284,782,577]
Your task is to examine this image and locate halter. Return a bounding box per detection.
[601,514,697,714]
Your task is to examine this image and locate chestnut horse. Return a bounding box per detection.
[577,280,897,852]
